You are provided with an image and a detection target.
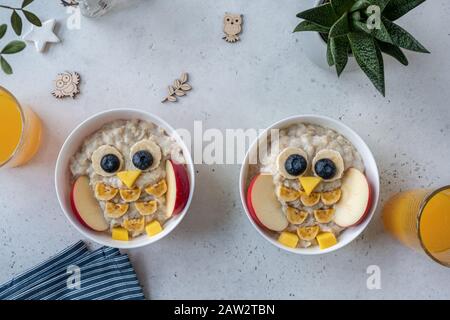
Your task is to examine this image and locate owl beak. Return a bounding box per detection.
[299,176,322,196]
[117,170,141,189]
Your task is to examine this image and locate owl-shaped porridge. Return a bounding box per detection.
[52,72,80,99]
[70,120,187,241]
[223,13,242,43]
[249,123,367,249]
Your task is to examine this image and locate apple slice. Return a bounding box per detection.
[246,174,288,232]
[71,176,109,232]
[165,160,190,218]
[334,168,372,227]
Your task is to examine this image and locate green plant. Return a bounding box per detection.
[0,24,26,74]
[0,0,42,75]
[294,0,429,96]
[0,0,42,35]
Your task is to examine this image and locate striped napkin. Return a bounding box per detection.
[0,241,145,300]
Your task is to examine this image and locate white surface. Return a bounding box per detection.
[23,19,60,53]
[239,115,380,255]
[55,109,195,249]
[0,0,449,299]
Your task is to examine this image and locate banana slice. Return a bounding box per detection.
[276,185,300,202]
[286,207,308,225]
[276,147,309,179]
[297,225,320,241]
[321,189,341,205]
[91,145,124,177]
[314,209,335,223]
[104,202,129,218]
[300,192,320,207]
[312,149,344,181]
[145,179,168,197]
[119,187,142,202]
[130,139,161,171]
[135,200,158,216]
[94,182,118,201]
[122,217,145,233]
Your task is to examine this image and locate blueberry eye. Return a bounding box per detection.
[276,147,309,179]
[132,150,154,170]
[101,154,121,173]
[314,158,337,180]
[284,154,307,176]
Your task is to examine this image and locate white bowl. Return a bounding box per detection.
[239,115,380,255]
[55,109,195,249]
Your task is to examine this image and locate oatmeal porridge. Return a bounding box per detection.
[247,123,369,250]
[70,119,190,241]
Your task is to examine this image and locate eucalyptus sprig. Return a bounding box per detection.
[294,0,430,96]
[0,24,26,74]
[0,0,42,36]
[0,1,42,75]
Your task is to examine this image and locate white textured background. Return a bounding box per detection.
[0,0,449,299]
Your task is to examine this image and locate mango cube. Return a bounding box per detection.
[145,220,163,237]
[112,227,129,241]
[316,232,337,250]
[278,231,299,248]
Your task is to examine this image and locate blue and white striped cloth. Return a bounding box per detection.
[0,241,145,300]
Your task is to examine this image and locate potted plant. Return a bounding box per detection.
[294,0,429,96]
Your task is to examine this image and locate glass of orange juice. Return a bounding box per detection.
[383,186,450,267]
[0,86,42,168]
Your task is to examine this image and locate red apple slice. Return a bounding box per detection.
[71,176,109,232]
[334,168,372,227]
[165,160,190,218]
[246,174,288,232]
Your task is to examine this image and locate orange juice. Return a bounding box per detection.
[0,87,42,168]
[383,187,450,267]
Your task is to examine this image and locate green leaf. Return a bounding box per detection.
[383,17,429,53]
[296,3,338,28]
[331,0,355,16]
[293,21,330,33]
[23,10,42,26]
[372,21,393,44]
[330,36,349,76]
[352,20,370,33]
[351,0,371,12]
[329,13,349,38]
[327,43,335,66]
[1,41,26,54]
[0,24,7,39]
[352,11,362,21]
[348,32,385,96]
[384,0,426,21]
[11,10,22,36]
[367,0,391,11]
[1,56,13,74]
[22,0,34,8]
[378,41,408,65]
[352,19,392,44]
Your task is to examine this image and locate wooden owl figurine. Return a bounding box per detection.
[223,14,242,43]
[52,72,81,99]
